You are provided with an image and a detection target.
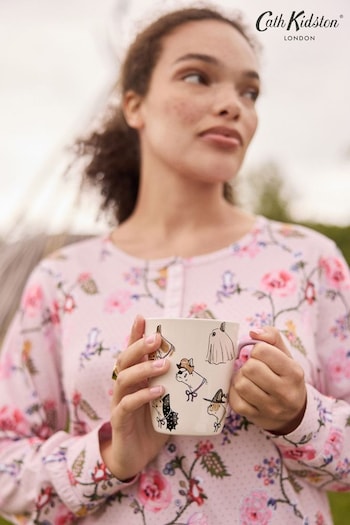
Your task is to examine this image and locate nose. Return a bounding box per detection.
[214,85,241,120]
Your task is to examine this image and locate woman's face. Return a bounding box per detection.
[124,19,260,185]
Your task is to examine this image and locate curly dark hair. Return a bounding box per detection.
[74,6,257,224]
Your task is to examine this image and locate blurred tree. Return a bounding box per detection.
[237,162,293,223]
[238,162,349,265]
[304,223,350,265]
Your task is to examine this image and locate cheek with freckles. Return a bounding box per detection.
[164,97,207,126]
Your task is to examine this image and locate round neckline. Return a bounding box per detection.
[104,215,265,268]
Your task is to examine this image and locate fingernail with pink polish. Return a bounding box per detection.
[150,385,163,396]
[152,358,166,368]
[250,327,265,335]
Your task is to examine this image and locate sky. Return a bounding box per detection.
[1,0,349,241]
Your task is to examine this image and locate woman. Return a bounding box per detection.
[1,6,350,524]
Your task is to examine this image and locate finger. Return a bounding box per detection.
[231,369,302,425]
[249,326,292,358]
[248,344,293,376]
[128,314,145,346]
[114,317,160,374]
[113,358,169,404]
[252,344,305,381]
[112,383,165,424]
[113,332,161,387]
[240,356,305,410]
[229,382,260,418]
[239,357,279,393]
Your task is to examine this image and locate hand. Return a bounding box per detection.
[229,326,307,434]
[100,315,170,480]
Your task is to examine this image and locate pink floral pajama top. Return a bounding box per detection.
[1,216,350,525]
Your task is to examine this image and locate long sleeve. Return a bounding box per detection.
[1,225,350,525]
[0,262,134,523]
[268,246,350,492]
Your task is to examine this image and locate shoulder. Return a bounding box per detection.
[23,234,112,291]
[48,234,108,264]
[259,216,340,257]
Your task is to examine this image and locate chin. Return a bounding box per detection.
[196,162,242,183]
[172,154,243,185]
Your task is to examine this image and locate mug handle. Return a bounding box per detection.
[237,338,261,359]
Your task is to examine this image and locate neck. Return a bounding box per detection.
[110,165,255,259]
[134,176,230,232]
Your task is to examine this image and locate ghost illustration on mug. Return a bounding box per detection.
[206,322,235,364]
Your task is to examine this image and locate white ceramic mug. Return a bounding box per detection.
[146,318,255,436]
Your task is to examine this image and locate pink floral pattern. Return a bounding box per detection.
[0,406,31,437]
[324,428,344,460]
[261,270,296,297]
[240,491,272,524]
[327,347,350,381]
[320,256,350,289]
[22,284,44,316]
[104,289,133,313]
[0,217,350,524]
[279,445,317,462]
[138,470,172,512]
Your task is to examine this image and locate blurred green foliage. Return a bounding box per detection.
[329,493,350,525]
[239,162,350,264]
[305,223,350,264]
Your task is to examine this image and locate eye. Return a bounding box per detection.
[242,87,259,102]
[183,72,208,85]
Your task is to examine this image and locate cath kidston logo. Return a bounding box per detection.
[256,10,343,41]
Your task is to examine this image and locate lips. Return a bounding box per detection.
[199,126,243,148]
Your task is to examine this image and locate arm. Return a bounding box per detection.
[0,264,135,523]
[231,246,350,492]
[270,248,350,491]
[100,315,170,481]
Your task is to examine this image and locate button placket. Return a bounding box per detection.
[163,261,184,317]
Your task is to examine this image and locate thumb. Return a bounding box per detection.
[249,326,292,358]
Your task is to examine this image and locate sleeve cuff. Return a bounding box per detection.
[44,423,138,514]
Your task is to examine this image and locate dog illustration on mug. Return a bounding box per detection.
[176,357,208,402]
[204,389,228,432]
[151,394,179,431]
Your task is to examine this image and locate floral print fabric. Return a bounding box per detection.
[0,216,350,525]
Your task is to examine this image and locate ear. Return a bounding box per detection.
[123,90,144,129]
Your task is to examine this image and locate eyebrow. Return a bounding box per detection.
[173,52,260,81]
